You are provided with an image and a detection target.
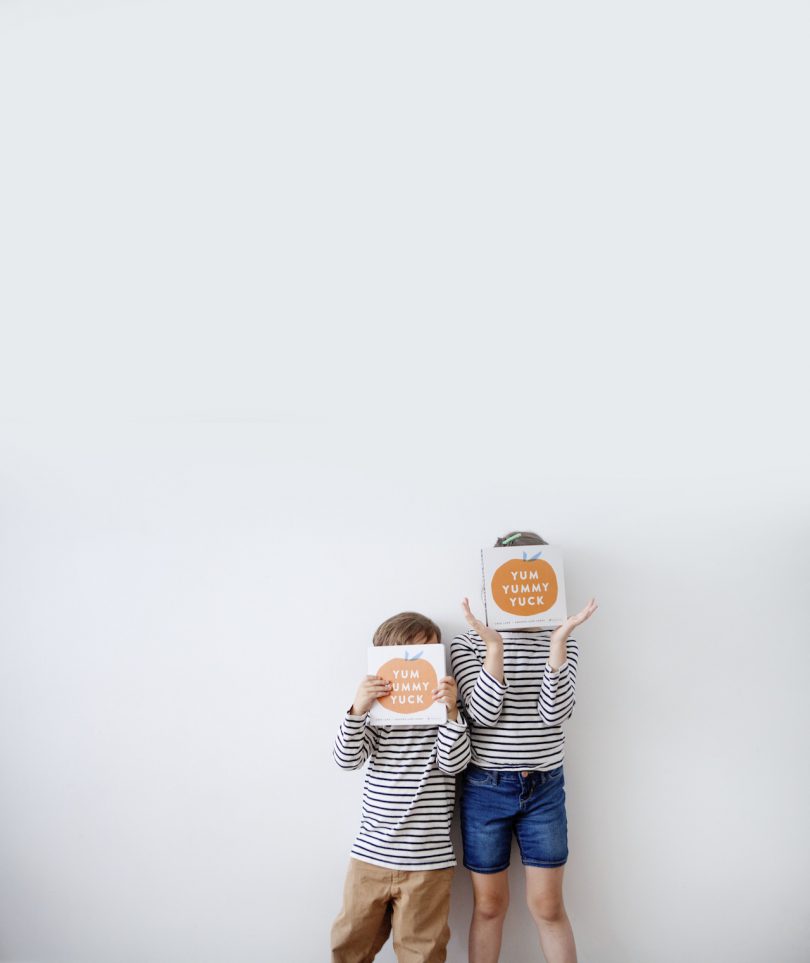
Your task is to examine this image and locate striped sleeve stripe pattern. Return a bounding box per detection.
[451,651,509,726]
[333,714,379,770]
[450,630,579,772]
[436,722,473,775]
[540,660,575,725]
[334,714,472,871]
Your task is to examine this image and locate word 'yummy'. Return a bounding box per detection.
[491,557,559,616]
[389,668,431,705]
[377,653,440,714]
[501,572,551,607]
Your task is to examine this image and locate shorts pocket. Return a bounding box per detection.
[464,767,494,787]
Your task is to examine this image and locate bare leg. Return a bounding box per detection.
[525,866,577,963]
[468,869,509,963]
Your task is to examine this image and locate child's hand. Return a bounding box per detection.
[550,597,599,646]
[350,675,392,716]
[462,597,503,649]
[432,675,459,721]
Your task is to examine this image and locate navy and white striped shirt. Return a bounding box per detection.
[450,629,578,771]
[333,713,471,870]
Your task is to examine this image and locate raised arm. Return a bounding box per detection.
[450,601,509,727]
[539,598,597,725]
[538,640,578,724]
[333,713,380,770]
[332,675,388,770]
[432,675,472,774]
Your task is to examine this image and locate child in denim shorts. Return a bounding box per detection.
[450,531,598,963]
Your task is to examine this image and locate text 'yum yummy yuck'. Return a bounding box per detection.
[502,574,551,607]
[388,669,430,705]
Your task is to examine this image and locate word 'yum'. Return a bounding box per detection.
[501,576,551,608]
[389,669,430,705]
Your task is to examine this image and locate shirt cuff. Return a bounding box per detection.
[481,668,509,690]
[344,710,368,723]
[442,715,468,731]
[545,660,569,676]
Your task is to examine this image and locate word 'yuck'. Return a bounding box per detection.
[501,577,550,607]
[388,670,431,705]
[375,652,441,716]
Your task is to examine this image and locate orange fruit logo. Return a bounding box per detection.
[491,551,558,615]
[376,649,439,715]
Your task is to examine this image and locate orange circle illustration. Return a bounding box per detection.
[376,655,439,715]
[491,558,558,615]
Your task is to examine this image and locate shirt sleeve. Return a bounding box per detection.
[333,711,380,770]
[450,633,509,727]
[538,639,578,725]
[435,716,472,775]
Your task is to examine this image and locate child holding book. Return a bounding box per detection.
[331,611,472,963]
[451,531,598,963]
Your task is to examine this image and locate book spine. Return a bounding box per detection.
[480,549,489,626]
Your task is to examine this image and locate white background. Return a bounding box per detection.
[1,2,808,962]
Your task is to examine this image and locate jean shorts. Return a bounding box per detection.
[460,764,568,873]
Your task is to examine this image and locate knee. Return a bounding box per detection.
[527,892,565,925]
[474,890,509,922]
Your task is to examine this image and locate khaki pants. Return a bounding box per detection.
[330,858,454,963]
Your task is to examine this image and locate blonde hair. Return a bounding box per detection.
[373,612,441,647]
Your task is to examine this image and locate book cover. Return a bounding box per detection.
[481,544,568,630]
[367,643,447,727]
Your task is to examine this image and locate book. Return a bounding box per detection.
[481,544,568,630]
[367,643,447,727]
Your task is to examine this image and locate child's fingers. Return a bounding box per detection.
[573,598,598,624]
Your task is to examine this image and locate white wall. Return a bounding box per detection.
[1,425,808,963]
[1,2,808,962]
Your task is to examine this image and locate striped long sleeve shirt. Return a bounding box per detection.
[333,713,471,870]
[450,629,578,771]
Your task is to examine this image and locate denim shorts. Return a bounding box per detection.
[460,764,568,873]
